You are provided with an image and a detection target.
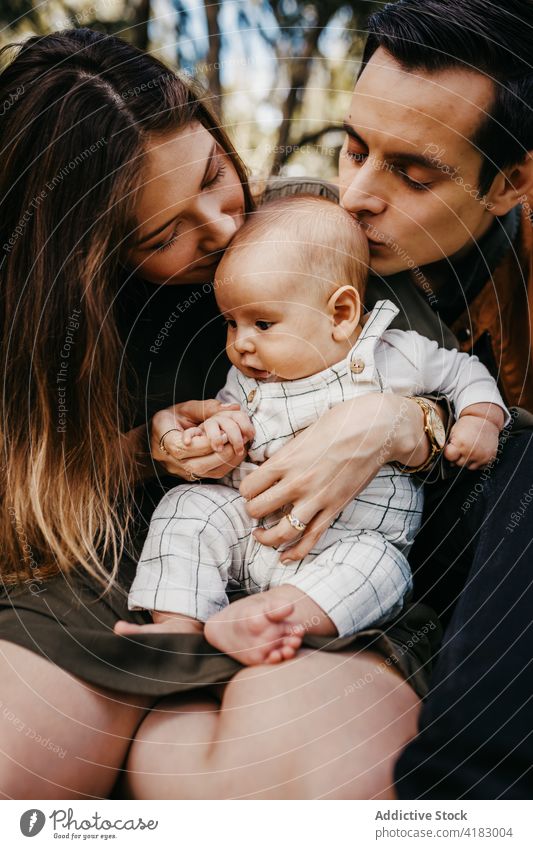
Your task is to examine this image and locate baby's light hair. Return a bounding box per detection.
[219,194,369,299]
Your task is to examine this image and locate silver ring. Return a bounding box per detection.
[286,512,307,532]
[159,429,183,456]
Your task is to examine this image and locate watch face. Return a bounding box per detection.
[430,409,447,449]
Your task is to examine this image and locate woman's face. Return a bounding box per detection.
[128,122,245,285]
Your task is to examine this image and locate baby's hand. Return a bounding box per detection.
[181,424,207,448]
[444,404,504,469]
[199,408,255,456]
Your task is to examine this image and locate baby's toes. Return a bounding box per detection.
[280,643,298,660]
[265,648,284,664]
[265,639,300,664]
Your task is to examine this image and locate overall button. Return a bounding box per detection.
[350,357,365,374]
[247,389,257,403]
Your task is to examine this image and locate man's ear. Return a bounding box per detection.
[486,152,533,216]
[327,285,361,342]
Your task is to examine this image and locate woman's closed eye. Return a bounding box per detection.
[153,223,180,253]
[151,153,228,253]
[203,149,227,190]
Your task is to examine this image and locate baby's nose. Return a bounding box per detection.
[234,332,255,353]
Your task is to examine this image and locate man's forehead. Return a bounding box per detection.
[350,47,494,157]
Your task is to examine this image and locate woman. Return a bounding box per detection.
[0,29,440,799]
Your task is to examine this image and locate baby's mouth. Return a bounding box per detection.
[243,365,277,381]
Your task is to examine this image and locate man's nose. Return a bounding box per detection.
[340,160,388,218]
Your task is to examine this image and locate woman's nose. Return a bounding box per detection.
[340,160,388,218]
[199,209,239,254]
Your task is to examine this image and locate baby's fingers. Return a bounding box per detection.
[444,441,462,463]
[203,418,228,452]
[182,426,204,446]
[215,416,246,455]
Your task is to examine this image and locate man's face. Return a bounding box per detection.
[339,48,498,276]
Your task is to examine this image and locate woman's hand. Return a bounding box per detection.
[151,399,251,479]
[240,393,432,561]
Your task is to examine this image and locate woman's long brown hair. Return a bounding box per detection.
[0,28,253,589]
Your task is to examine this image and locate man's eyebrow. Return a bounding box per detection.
[342,121,368,147]
[134,141,216,247]
[342,119,454,173]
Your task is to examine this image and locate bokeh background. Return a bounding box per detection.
[0,0,383,179]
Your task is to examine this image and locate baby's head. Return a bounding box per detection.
[214,195,370,381]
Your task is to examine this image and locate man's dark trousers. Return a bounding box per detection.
[395,428,533,799]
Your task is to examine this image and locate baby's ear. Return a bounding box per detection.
[327,285,361,341]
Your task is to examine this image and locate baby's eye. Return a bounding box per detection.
[225,318,237,329]
[255,320,273,331]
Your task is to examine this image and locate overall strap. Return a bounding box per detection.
[345,299,400,387]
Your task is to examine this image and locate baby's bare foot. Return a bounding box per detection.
[204,594,304,666]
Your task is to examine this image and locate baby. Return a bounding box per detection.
[128,196,507,665]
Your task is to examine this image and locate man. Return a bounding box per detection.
[338,0,533,797]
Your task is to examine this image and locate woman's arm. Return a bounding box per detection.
[241,393,445,561]
[121,422,160,482]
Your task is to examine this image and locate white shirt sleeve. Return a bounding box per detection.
[215,366,245,406]
[384,329,510,421]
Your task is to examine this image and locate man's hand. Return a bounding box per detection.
[239,393,434,562]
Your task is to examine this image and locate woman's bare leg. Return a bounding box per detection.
[126,649,421,799]
[0,641,153,799]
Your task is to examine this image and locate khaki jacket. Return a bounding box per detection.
[450,206,533,412]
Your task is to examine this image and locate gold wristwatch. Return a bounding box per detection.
[394,396,447,474]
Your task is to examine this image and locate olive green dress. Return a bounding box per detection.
[0,178,442,699]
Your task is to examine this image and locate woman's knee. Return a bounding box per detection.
[125,652,421,799]
[0,641,151,799]
[212,651,421,798]
[124,694,221,799]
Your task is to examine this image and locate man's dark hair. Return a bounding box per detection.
[361,0,533,193]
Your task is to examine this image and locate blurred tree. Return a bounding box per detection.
[0,0,151,46]
[0,0,379,179]
[131,0,151,51]
[267,0,382,173]
[0,0,38,33]
[172,0,381,175]
[204,0,221,101]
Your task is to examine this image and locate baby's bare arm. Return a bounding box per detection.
[444,402,505,469]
